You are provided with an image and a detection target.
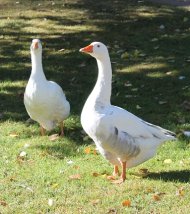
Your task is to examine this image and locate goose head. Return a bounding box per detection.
[80,42,109,60]
[30,39,42,55]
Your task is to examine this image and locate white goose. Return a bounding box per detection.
[80,42,176,182]
[24,39,70,136]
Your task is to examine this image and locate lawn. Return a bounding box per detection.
[0,0,190,213]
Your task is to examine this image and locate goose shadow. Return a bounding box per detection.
[34,143,78,159]
[145,170,190,183]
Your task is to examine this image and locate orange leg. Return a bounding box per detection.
[60,122,64,136]
[40,125,45,136]
[111,162,126,184]
[121,161,126,182]
[113,165,120,176]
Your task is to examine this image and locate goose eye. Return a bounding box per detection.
[97,45,100,48]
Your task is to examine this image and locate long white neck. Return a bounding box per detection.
[89,55,112,105]
[30,51,46,80]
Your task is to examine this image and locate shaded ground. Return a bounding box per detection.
[0,0,190,126]
[148,0,190,6]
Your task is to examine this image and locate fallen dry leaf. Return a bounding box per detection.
[49,134,59,141]
[0,200,7,206]
[107,208,117,214]
[107,175,116,180]
[73,165,80,169]
[146,187,154,193]
[91,199,100,205]
[122,199,131,207]
[92,172,100,177]
[111,179,124,184]
[69,174,81,180]
[84,147,97,155]
[132,168,150,178]
[164,159,172,164]
[101,174,108,179]
[9,132,19,138]
[9,176,17,182]
[40,151,49,157]
[139,168,149,175]
[17,156,24,163]
[153,192,165,201]
[51,183,59,189]
[84,147,91,154]
[176,187,185,197]
[153,194,160,201]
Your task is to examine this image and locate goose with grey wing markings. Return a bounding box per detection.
[79,42,176,183]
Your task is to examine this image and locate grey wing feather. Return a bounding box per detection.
[141,120,176,138]
[106,126,140,160]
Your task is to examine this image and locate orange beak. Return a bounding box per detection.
[79,44,93,53]
[33,42,39,49]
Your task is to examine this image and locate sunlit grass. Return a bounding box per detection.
[135,6,175,18]
[119,62,168,73]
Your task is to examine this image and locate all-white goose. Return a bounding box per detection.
[80,42,176,183]
[24,39,70,136]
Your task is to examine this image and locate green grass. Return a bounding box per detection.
[0,0,190,213]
